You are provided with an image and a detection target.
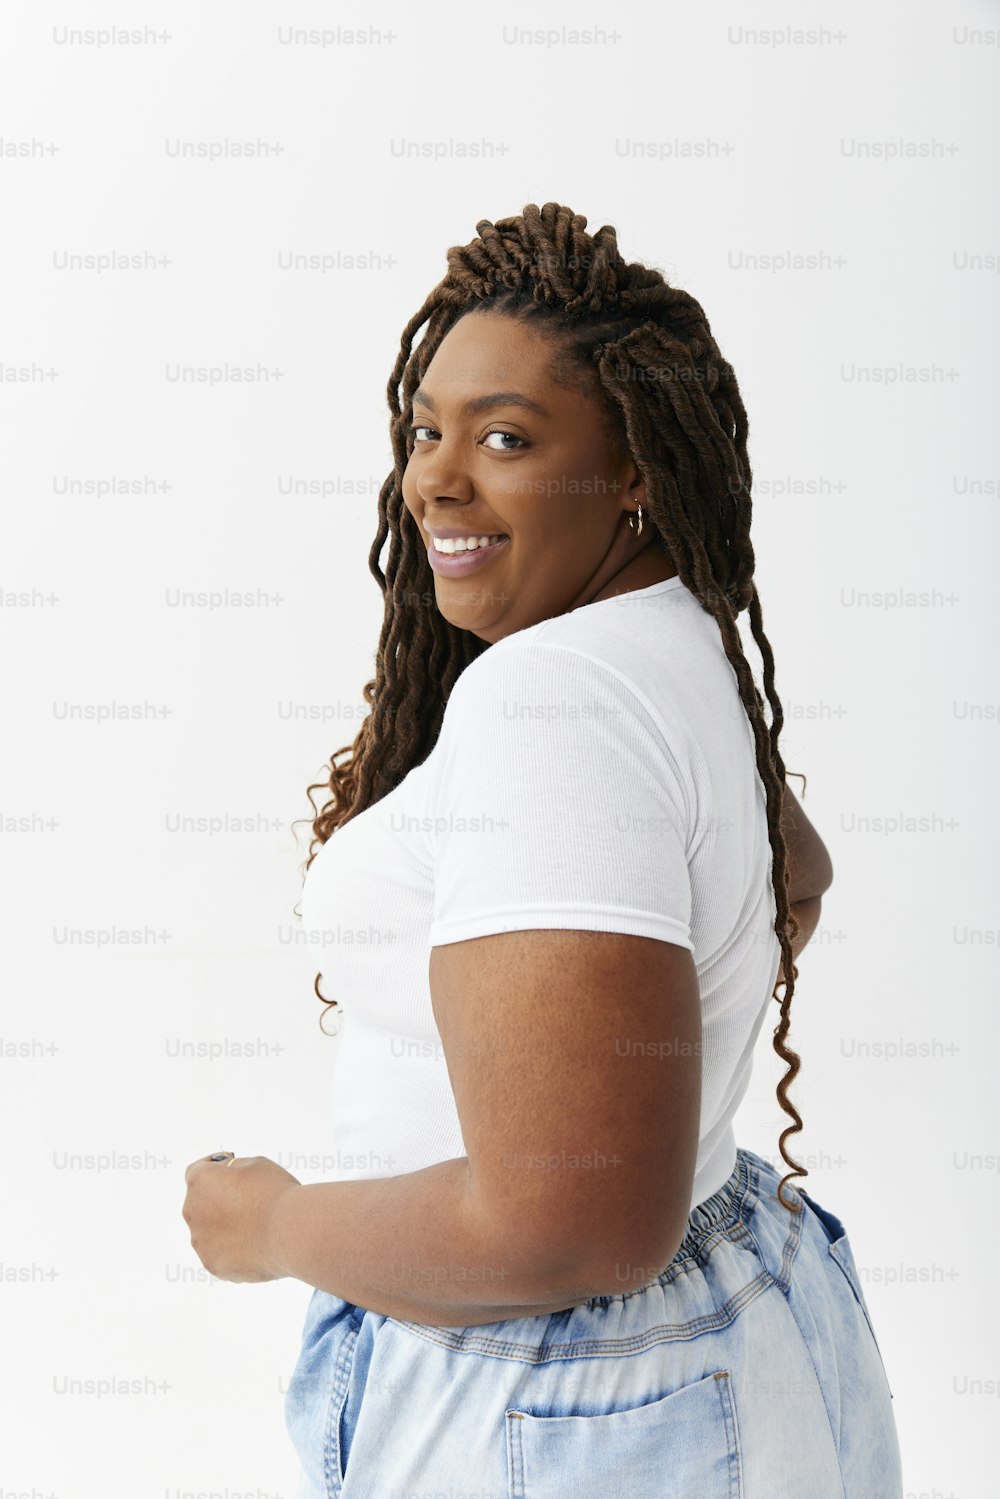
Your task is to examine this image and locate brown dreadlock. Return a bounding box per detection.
[295,202,808,1213]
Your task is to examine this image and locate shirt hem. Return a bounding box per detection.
[427,907,694,951]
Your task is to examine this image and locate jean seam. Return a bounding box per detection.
[758,1195,852,1499]
[712,1370,744,1499]
[323,1320,360,1498]
[505,1409,523,1498]
[828,1242,894,1399]
[772,1278,850,1499]
[733,1166,852,1497]
[384,1260,776,1363]
[799,1190,895,1401]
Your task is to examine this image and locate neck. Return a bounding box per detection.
[580,536,679,607]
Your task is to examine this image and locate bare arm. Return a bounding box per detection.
[264,932,701,1326]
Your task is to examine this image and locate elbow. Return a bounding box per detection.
[545,1211,690,1302]
[817,849,834,897]
[498,1220,680,1306]
[577,1229,685,1299]
[792,850,834,905]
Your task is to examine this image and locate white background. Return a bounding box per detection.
[1,1,997,1494]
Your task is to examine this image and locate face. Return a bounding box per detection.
[400,308,672,644]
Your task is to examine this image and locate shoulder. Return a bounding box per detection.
[444,634,653,730]
[448,584,711,720]
[438,635,698,821]
[444,628,689,762]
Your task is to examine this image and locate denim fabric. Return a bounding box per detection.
[284,1146,903,1497]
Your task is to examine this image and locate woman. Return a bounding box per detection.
[182,202,903,1496]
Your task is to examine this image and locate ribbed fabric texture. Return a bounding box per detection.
[300,577,782,1213]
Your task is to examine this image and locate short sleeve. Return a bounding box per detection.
[425,640,697,952]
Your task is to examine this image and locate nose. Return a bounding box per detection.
[411,438,476,508]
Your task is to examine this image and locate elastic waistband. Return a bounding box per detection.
[668,1147,771,1266]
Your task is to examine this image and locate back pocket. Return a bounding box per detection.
[505,1369,743,1499]
[799,1188,893,1399]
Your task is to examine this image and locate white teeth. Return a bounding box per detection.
[433,534,506,554]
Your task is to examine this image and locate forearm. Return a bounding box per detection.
[264,1155,600,1327]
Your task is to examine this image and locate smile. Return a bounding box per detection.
[432,534,507,554]
[426,534,511,577]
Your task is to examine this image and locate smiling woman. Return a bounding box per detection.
[279,202,904,1498]
[401,308,681,632]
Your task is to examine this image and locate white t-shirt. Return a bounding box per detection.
[299,575,782,1215]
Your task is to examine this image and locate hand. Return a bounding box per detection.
[182,1153,303,1283]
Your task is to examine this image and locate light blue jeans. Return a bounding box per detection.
[284,1146,903,1497]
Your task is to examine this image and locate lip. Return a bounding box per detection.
[426,534,511,577]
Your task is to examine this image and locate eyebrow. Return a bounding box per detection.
[410,386,551,419]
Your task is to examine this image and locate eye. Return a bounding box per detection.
[406,424,528,452]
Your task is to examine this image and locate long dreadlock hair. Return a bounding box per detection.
[296,201,808,1213]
